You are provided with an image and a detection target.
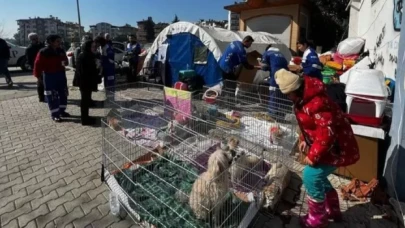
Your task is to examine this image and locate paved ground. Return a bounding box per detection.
[0,69,139,228]
[0,69,400,228]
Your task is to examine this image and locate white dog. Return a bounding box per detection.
[189,147,233,220]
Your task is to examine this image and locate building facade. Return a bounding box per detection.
[224,0,310,51]
[137,17,151,44]
[228,11,241,31]
[16,16,84,46]
[348,0,401,78]
[154,23,169,37]
[89,22,138,40]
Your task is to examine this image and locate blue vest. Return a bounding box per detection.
[218,41,247,73]
[302,47,323,80]
[261,48,288,87]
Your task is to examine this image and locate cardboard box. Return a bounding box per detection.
[335,135,378,182]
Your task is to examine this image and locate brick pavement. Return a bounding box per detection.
[0,69,399,228]
[0,70,140,228]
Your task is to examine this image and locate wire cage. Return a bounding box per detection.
[190,80,299,169]
[101,82,290,227]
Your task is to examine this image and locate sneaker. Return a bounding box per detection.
[52,117,62,122]
[60,112,71,118]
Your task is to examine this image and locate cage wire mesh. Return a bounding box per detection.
[102,82,310,227]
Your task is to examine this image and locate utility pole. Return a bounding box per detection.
[76,0,82,41]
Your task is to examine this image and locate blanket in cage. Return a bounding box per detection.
[114,154,250,228]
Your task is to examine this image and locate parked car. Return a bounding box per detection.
[6,41,29,71]
[66,41,126,68]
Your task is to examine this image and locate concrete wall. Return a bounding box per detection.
[348,0,402,78]
[239,4,300,51]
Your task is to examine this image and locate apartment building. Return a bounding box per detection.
[89,22,137,39]
[16,16,84,46]
[136,17,151,44]
[154,23,169,37]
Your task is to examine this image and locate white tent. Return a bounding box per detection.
[143,21,292,69]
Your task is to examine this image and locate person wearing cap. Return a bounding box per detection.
[297,38,323,80]
[274,69,359,228]
[255,44,288,121]
[26,33,46,101]
[126,34,141,82]
[34,34,70,122]
[218,36,255,83]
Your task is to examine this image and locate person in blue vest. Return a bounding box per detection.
[255,44,289,121]
[126,34,141,82]
[95,36,115,98]
[297,38,323,80]
[219,36,255,83]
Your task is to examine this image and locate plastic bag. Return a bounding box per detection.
[337,37,365,56]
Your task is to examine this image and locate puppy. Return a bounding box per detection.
[189,148,233,220]
[229,150,261,185]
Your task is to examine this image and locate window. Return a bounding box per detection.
[112,43,125,51]
[113,47,123,54]
[193,45,208,64]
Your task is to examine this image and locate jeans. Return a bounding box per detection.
[302,164,337,201]
[0,59,12,83]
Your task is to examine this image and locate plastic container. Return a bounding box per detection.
[325,61,343,71]
[345,69,388,126]
[203,89,218,104]
[323,75,332,84]
[109,191,120,216]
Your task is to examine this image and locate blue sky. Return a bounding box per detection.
[0,0,236,38]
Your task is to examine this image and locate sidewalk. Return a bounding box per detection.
[0,69,139,228]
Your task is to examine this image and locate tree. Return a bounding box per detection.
[172,15,180,24]
[306,0,350,51]
[144,17,155,43]
[0,21,7,38]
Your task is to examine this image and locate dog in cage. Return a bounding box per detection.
[261,162,292,211]
[189,145,234,222]
[227,137,262,185]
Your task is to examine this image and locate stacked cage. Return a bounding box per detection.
[101,82,279,227]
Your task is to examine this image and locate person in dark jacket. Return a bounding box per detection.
[0,37,13,86]
[73,40,98,125]
[73,35,92,69]
[34,34,70,122]
[26,33,46,101]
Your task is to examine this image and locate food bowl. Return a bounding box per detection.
[203,89,218,104]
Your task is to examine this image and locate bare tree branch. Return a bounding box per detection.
[0,20,9,38]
